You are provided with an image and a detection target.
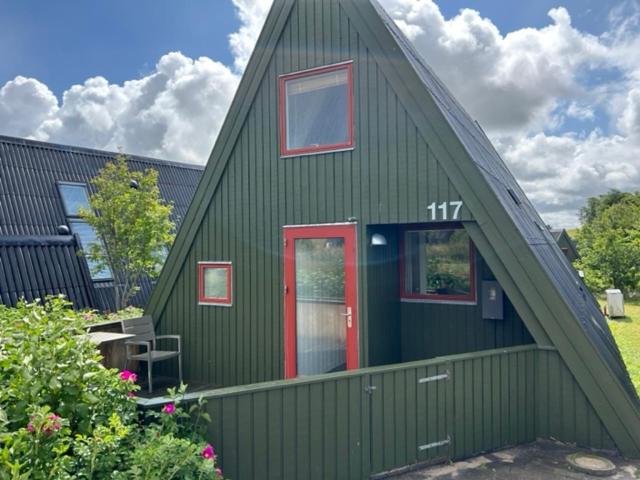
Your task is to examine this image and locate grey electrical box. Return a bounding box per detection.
[482,281,504,320]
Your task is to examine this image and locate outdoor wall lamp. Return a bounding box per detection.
[370,233,387,246]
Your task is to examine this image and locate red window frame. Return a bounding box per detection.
[399,224,477,303]
[279,61,354,157]
[198,262,232,306]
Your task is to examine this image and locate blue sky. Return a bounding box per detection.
[1,0,639,227]
[0,1,237,97]
[0,0,618,98]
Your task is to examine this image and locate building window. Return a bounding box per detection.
[58,182,113,281]
[59,183,91,216]
[198,262,232,306]
[401,226,476,302]
[279,61,354,156]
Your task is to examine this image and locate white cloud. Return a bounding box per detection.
[498,130,640,227]
[1,0,640,227]
[9,52,240,165]
[619,87,640,137]
[228,0,273,71]
[566,102,595,121]
[0,76,58,137]
[378,0,640,227]
[382,2,610,134]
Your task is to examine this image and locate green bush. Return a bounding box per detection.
[0,297,223,479]
[78,306,144,327]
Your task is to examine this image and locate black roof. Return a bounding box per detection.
[0,135,203,236]
[0,235,96,309]
[0,135,203,310]
[372,0,637,401]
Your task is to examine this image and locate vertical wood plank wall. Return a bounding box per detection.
[154,0,477,388]
[192,345,614,480]
[365,227,533,366]
[536,348,615,450]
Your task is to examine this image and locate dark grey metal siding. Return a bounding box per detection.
[0,135,203,309]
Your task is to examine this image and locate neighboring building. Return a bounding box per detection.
[0,135,203,311]
[144,0,640,476]
[551,228,579,263]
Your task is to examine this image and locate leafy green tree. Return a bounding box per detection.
[579,189,637,224]
[575,195,640,296]
[80,155,175,310]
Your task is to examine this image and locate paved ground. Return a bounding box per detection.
[394,440,640,479]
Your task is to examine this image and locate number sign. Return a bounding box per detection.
[427,201,463,221]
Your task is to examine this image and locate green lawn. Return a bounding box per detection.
[605,300,640,394]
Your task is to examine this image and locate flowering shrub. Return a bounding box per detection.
[0,298,223,479]
[79,306,144,327]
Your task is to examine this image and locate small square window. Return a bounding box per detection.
[401,226,476,303]
[280,62,354,156]
[198,262,232,306]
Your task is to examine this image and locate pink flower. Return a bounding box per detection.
[162,403,175,414]
[202,444,215,460]
[27,423,35,433]
[41,413,62,435]
[120,370,137,382]
[215,467,223,477]
[127,391,137,398]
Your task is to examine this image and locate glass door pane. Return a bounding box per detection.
[294,237,346,376]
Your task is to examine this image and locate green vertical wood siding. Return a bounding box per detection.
[366,226,533,366]
[146,0,640,461]
[205,374,371,480]
[401,299,533,362]
[365,225,401,366]
[536,348,615,450]
[154,0,479,387]
[154,345,611,480]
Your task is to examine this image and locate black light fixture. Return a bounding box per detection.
[57,225,70,235]
[130,179,140,189]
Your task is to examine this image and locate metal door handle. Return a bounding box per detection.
[341,306,353,328]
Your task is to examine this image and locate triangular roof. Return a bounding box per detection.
[551,228,580,258]
[147,0,640,456]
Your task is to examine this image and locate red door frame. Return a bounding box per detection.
[283,223,358,379]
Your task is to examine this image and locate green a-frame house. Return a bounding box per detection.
[145,0,640,477]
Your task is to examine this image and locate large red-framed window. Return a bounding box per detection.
[198,262,232,306]
[279,61,354,157]
[400,224,477,303]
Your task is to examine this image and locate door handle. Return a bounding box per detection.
[341,306,353,328]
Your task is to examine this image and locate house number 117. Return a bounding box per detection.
[427,201,463,221]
